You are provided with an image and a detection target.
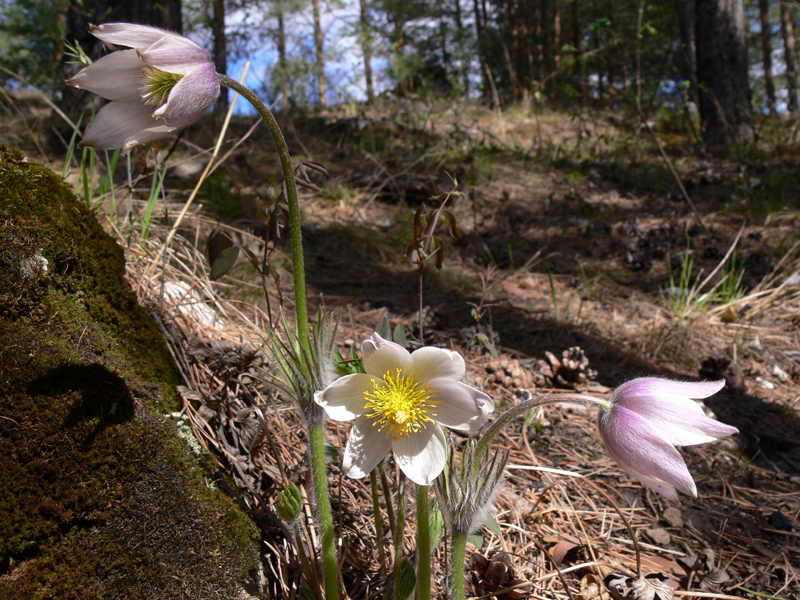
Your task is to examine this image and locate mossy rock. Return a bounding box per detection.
[0,145,260,599]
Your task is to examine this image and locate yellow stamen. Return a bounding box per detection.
[139,66,183,108]
[363,369,440,441]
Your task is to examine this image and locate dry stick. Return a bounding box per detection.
[531,535,577,600]
[145,62,250,280]
[637,112,708,233]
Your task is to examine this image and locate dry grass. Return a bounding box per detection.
[15,91,799,598]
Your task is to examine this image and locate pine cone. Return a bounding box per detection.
[538,347,597,388]
[485,357,535,391]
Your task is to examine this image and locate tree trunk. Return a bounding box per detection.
[473,0,492,102]
[359,0,374,102]
[212,0,228,119]
[695,0,755,147]
[277,8,290,110]
[759,0,776,114]
[675,0,699,107]
[552,0,562,77]
[780,0,799,113]
[313,0,326,107]
[454,0,469,95]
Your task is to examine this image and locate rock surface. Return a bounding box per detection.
[0,145,260,599]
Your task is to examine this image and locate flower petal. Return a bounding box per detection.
[153,63,219,127]
[405,346,465,382]
[614,378,725,405]
[138,36,212,72]
[362,333,409,377]
[90,23,174,48]
[67,50,145,101]
[620,395,738,446]
[429,379,493,431]
[599,405,697,500]
[342,417,393,479]
[393,423,448,485]
[314,373,373,421]
[80,102,175,150]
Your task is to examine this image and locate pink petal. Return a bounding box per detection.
[314,373,373,421]
[90,23,173,48]
[599,405,697,499]
[80,102,175,150]
[362,333,409,377]
[614,378,725,404]
[405,346,465,382]
[621,395,738,446]
[393,423,447,485]
[66,50,144,101]
[342,417,393,479]
[429,378,493,431]
[153,63,219,127]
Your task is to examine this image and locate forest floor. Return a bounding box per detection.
[6,96,800,598]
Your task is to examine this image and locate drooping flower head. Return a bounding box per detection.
[67,23,220,150]
[315,333,494,485]
[597,378,738,502]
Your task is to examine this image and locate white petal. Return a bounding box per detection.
[405,346,465,382]
[342,417,393,479]
[393,424,447,485]
[67,50,145,101]
[153,63,219,127]
[139,36,212,71]
[362,333,409,377]
[622,395,738,446]
[80,102,175,150]
[90,23,174,48]
[314,373,373,421]
[429,379,493,431]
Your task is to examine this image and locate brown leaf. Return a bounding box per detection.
[603,572,674,600]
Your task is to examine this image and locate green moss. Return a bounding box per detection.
[0,145,259,598]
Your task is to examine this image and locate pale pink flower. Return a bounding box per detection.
[67,23,219,150]
[315,333,494,485]
[598,378,738,502]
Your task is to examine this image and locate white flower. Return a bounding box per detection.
[67,23,220,150]
[597,378,738,502]
[315,333,494,485]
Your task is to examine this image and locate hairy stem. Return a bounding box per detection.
[416,484,431,600]
[450,531,468,600]
[476,392,609,463]
[371,469,388,572]
[309,416,339,600]
[217,74,310,353]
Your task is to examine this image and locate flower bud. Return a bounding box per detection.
[276,484,303,523]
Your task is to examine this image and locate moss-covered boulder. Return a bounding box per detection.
[0,145,260,599]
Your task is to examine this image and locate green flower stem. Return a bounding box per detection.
[475,392,609,464]
[416,485,431,600]
[309,414,339,600]
[371,469,388,572]
[217,75,310,354]
[218,75,335,599]
[394,476,407,600]
[450,531,468,600]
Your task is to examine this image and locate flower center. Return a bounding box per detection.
[139,66,183,108]
[363,369,440,441]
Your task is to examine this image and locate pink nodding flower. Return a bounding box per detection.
[597,378,738,502]
[67,23,220,150]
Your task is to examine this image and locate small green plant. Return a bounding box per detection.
[665,243,712,322]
